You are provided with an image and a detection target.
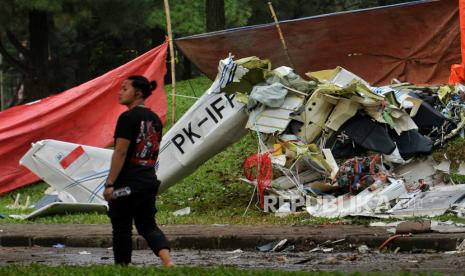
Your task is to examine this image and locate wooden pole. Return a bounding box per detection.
[164,0,176,124]
[267,2,295,68]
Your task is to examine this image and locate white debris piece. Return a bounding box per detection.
[430,220,465,233]
[388,184,465,218]
[173,207,191,217]
[434,159,451,173]
[306,179,407,218]
[226,249,244,254]
[275,202,291,217]
[458,163,465,175]
[357,245,370,254]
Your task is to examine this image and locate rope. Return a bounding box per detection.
[168,93,199,99]
[242,184,257,217]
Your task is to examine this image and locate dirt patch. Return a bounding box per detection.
[1,247,464,273]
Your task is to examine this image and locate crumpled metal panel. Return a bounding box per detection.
[388,184,465,217]
[246,95,305,133]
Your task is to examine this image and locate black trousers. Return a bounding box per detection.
[108,191,170,264]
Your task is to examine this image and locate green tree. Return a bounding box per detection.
[147,0,251,80]
[0,0,412,106]
[246,0,412,25]
[0,0,57,104]
[0,0,160,104]
[148,0,251,36]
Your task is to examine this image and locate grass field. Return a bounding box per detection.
[1,76,465,225]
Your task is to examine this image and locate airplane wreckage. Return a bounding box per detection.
[15,56,465,220]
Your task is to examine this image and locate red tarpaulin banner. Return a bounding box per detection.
[176,0,460,86]
[0,41,168,194]
[449,0,465,84]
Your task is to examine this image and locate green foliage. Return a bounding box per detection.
[225,0,253,29]
[13,0,62,11]
[148,0,252,36]
[341,0,412,10]
[0,264,429,276]
[80,0,156,36]
[164,76,214,129]
[428,213,465,224]
[432,137,465,169]
[0,0,415,102]
[246,0,412,25]
[2,0,157,33]
[0,0,164,98]
[431,137,465,184]
[0,182,49,219]
[148,0,205,35]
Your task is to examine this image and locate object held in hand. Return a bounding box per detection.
[112,187,131,198]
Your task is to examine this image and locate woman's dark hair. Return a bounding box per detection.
[127,75,157,99]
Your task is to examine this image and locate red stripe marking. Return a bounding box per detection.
[60,146,85,169]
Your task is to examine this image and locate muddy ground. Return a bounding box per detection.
[0,247,464,273]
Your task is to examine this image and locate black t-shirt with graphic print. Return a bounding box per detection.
[113,106,162,192]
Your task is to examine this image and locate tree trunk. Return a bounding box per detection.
[205,0,225,32]
[25,10,50,102]
[181,54,192,80]
[151,26,166,46]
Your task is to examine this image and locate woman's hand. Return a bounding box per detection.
[103,186,114,202]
